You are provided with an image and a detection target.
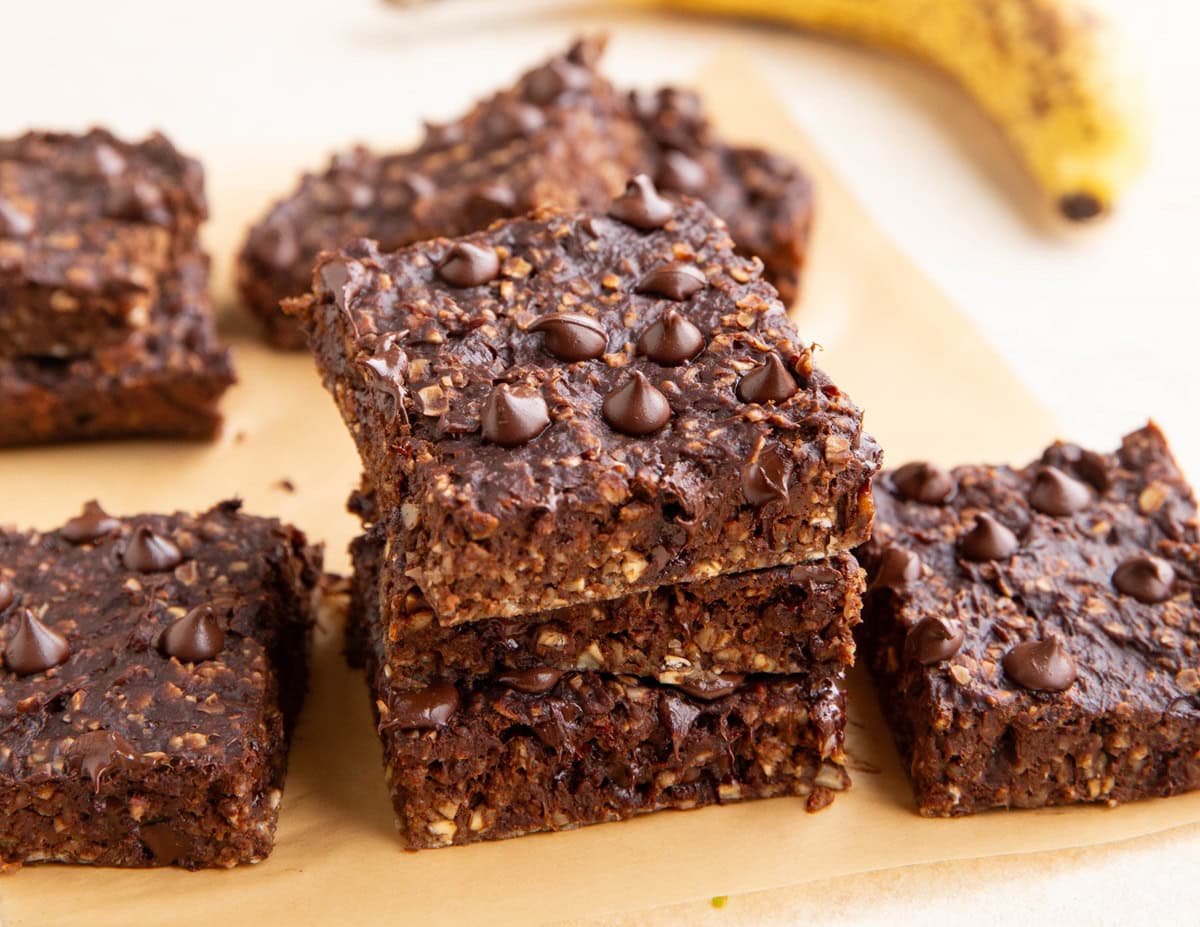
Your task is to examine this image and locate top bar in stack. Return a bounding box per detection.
[240,38,813,347]
[289,181,879,623]
[0,128,207,358]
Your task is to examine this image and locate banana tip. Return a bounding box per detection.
[1058,193,1106,222]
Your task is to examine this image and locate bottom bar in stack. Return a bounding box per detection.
[351,530,854,849]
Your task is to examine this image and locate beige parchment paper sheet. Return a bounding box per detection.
[0,49,1194,927]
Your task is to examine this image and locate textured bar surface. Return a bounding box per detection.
[291,197,877,622]
[859,424,1200,816]
[0,500,321,868]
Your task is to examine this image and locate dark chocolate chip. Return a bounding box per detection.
[741,444,791,506]
[960,513,1019,562]
[69,730,138,792]
[357,333,409,423]
[140,823,187,865]
[656,149,707,193]
[523,59,590,104]
[907,616,965,665]
[4,610,70,676]
[160,605,225,663]
[869,546,921,591]
[1029,466,1091,516]
[1112,555,1176,604]
[388,684,460,730]
[0,197,34,237]
[421,120,465,151]
[122,526,183,573]
[788,563,845,586]
[660,694,702,745]
[496,667,564,694]
[481,384,550,447]
[253,225,299,267]
[608,174,674,230]
[637,308,704,365]
[484,102,546,141]
[736,353,798,404]
[464,183,517,227]
[60,500,121,544]
[0,581,12,612]
[602,371,672,436]
[106,180,170,225]
[676,674,744,701]
[437,242,500,288]
[319,258,359,313]
[1003,637,1077,692]
[636,261,706,301]
[528,311,607,361]
[892,462,955,505]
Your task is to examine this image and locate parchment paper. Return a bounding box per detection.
[0,50,1195,927]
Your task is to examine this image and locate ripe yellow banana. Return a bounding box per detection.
[641,0,1149,220]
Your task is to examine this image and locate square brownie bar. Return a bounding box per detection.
[239,38,812,348]
[0,499,321,869]
[0,128,207,358]
[349,520,863,687]
[0,253,234,445]
[858,424,1200,816]
[290,194,878,622]
[354,537,848,849]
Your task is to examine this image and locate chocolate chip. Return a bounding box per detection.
[788,563,844,586]
[1003,636,1077,692]
[522,59,590,104]
[741,444,791,506]
[1058,192,1102,221]
[496,667,564,694]
[481,384,550,447]
[484,102,545,141]
[0,581,12,612]
[122,526,183,573]
[528,311,607,361]
[253,225,299,267]
[319,258,359,313]
[906,616,965,665]
[421,120,464,151]
[602,371,672,436]
[4,610,70,676]
[892,462,955,505]
[636,261,706,301]
[388,684,460,730]
[357,333,409,423]
[637,309,704,365]
[1112,555,1176,604]
[0,197,34,237]
[1029,466,1091,516]
[437,242,500,288]
[736,353,798,404]
[959,513,1019,562]
[464,183,517,227]
[676,674,744,701]
[659,694,702,746]
[60,500,121,544]
[608,174,674,230]
[106,180,170,225]
[160,605,225,663]
[869,546,921,591]
[69,729,138,792]
[656,149,706,193]
[140,823,187,865]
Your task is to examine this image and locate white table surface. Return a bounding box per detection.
[3,1,1198,924]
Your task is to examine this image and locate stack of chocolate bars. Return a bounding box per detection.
[0,128,232,446]
[290,178,880,847]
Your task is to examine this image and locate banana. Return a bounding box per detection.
[640,0,1149,220]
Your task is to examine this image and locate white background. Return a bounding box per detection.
[3,1,1198,924]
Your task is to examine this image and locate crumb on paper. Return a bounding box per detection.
[273,478,296,493]
[711,896,728,909]
[234,430,247,444]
